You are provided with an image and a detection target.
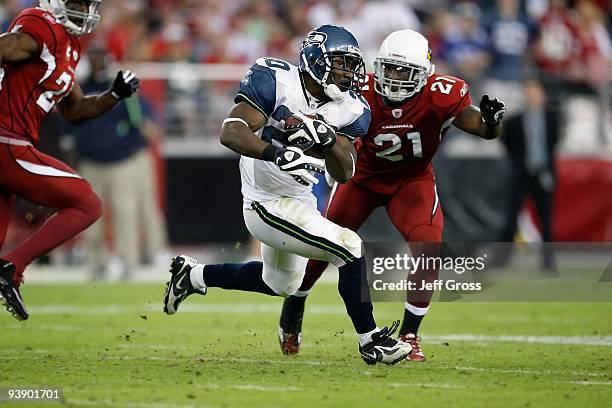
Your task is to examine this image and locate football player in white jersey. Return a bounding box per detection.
[162,25,412,365]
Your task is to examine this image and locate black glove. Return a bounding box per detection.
[264,145,325,186]
[480,95,506,126]
[111,70,140,100]
[286,114,337,150]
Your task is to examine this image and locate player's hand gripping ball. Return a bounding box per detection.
[284,114,336,158]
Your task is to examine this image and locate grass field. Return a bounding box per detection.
[0,281,610,407]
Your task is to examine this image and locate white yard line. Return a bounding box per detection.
[95,355,331,368]
[24,303,346,315]
[454,366,608,378]
[196,383,300,392]
[566,381,612,386]
[388,382,466,389]
[0,323,82,331]
[180,356,331,366]
[426,334,612,346]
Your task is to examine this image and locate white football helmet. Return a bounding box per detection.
[39,0,101,36]
[374,30,435,102]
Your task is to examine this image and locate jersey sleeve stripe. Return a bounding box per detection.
[235,93,269,119]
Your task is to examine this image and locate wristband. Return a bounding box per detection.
[262,144,279,161]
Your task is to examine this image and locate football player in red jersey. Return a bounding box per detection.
[0,0,140,320]
[278,30,506,359]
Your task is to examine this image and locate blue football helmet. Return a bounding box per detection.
[299,25,366,100]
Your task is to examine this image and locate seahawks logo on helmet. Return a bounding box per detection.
[302,32,327,49]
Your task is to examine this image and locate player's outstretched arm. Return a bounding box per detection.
[454,95,507,140]
[324,135,357,184]
[58,71,140,125]
[0,32,38,64]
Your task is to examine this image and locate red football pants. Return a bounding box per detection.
[300,174,442,304]
[0,142,102,275]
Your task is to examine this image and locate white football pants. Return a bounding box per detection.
[243,196,362,297]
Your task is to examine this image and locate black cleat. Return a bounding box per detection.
[163,255,206,315]
[0,259,28,321]
[359,321,411,365]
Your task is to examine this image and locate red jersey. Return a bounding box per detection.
[353,73,472,195]
[0,8,81,144]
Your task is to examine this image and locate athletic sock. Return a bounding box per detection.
[337,257,376,334]
[358,326,381,347]
[190,264,206,290]
[400,302,429,335]
[280,295,306,333]
[201,262,277,296]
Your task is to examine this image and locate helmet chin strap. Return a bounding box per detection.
[301,52,351,102]
[304,67,345,102]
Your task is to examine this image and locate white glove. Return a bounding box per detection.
[274,146,325,186]
[287,113,337,149]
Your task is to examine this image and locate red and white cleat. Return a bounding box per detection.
[399,333,426,362]
[278,326,301,355]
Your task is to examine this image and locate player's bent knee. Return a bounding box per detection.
[261,266,304,297]
[263,278,301,298]
[407,224,442,243]
[329,227,362,266]
[79,189,103,224]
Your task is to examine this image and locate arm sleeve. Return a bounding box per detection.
[12,14,56,53]
[234,64,277,118]
[337,109,371,141]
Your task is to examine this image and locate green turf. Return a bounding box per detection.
[0,282,610,407]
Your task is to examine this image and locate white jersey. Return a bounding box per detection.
[235,57,370,206]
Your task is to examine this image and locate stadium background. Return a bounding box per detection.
[0,0,610,271]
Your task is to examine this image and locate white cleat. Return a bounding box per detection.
[359,321,412,365]
[163,255,206,315]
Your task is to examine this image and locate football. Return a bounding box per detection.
[283,114,327,159]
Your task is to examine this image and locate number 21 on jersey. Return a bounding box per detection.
[374,132,422,161]
[36,72,72,113]
[430,76,456,95]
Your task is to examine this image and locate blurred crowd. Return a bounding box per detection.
[1,0,609,91]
